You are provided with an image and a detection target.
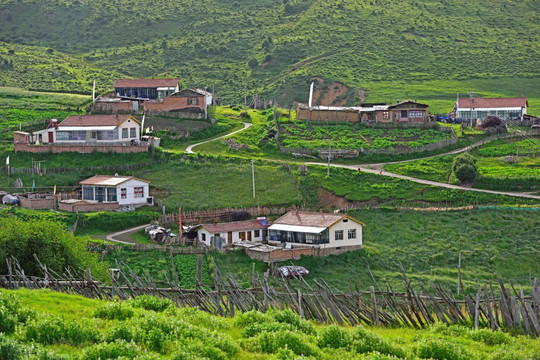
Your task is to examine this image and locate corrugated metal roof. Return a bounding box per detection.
[456,97,528,109]
[201,219,269,233]
[114,78,179,88]
[59,115,139,127]
[80,175,149,186]
[268,224,327,233]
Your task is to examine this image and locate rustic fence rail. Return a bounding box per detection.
[1,256,538,336]
[0,161,167,175]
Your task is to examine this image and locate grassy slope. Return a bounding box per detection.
[0,0,538,112]
[212,209,540,293]
[3,288,540,359]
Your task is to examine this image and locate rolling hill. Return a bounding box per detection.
[0,0,539,112]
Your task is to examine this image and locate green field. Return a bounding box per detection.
[2,289,539,359]
[0,0,538,111]
[385,137,540,191]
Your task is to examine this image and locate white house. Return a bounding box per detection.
[34,115,141,145]
[196,218,272,248]
[79,175,151,207]
[268,211,364,250]
[453,97,528,121]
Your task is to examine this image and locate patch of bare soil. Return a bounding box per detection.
[320,82,349,106]
[315,187,379,210]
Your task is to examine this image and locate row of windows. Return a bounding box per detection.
[57,128,134,141]
[122,128,137,139]
[335,229,357,240]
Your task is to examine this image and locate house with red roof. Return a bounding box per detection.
[79,174,151,207]
[195,218,272,248]
[453,97,528,121]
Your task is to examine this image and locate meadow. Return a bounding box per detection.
[2,289,539,359]
[0,0,538,112]
[384,137,540,191]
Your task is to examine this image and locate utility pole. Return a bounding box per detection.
[327,141,331,177]
[251,159,256,198]
[469,93,473,129]
[212,80,216,119]
[244,83,247,112]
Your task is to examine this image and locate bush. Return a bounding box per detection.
[128,295,175,312]
[23,315,100,345]
[82,340,141,360]
[318,325,352,349]
[415,339,469,360]
[452,153,478,183]
[469,328,511,346]
[245,330,319,357]
[353,327,407,358]
[0,292,33,334]
[93,302,134,321]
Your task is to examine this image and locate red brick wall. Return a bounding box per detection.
[144,96,205,112]
[14,143,149,154]
[58,201,119,212]
[17,196,56,210]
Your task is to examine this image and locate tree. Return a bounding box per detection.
[452,153,478,183]
[248,58,258,68]
[0,218,108,280]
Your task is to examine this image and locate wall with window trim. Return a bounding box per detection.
[327,218,363,248]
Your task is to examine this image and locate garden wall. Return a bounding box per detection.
[14,143,150,154]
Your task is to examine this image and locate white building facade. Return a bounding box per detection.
[196,218,271,248]
[80,175,150,206]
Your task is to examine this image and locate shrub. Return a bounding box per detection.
[82,340,141,360]
[23,315,100,345]
[269,309,315,335]
[469,328,511,346]
[352,327,407,358]
[318,325,352,349]
[93,302,134,321]
[245,330,319,357]
[170,339,227,360]
[415,339,469,360]
[0,337,24,360]
[0,292,33,334]
[128,295,175,312]
[234,309,269,327]
[452,153,478,183]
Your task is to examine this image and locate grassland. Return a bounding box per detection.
[2,289,539,359]
[385,137,540,191]
[0,0,538,112]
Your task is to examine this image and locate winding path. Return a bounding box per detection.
[106,224,150,244]
[186,122,252,154]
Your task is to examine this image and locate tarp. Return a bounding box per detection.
[2,195,19,204]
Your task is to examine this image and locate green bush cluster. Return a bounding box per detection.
[93,302,135,321]
[0,292,34,334]
[23,314,100,345]
[128,295,175,312]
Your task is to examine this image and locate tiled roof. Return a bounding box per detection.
[169,89,204,97]
[114,78,179,88]
[201,219,270,233]
[79,175,149,186]
[273,211,363,228]
[59,115,138,127]
[457,97,528,109]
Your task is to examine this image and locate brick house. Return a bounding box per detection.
[453,97,528,121]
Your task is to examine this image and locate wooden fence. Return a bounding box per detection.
[160,206,301,225]
[0,161,167,175]
[1,256,539,336]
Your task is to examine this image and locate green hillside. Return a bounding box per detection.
[0,0,538,112]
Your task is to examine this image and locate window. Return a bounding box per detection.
[254,230,260,237]
[56,131,69,141]
[382,111,389,120]
[188,97,199,105]
[134,187,144,198]
[335,230,344,241]
[106,188,117,202]
[120,188,127,199]
[348,229,356,239]
[409,110,424,118]
[130,127,136,138]
[122,128,128,138]
[97,130,116,141]
[82,186,94,200]
[343,219,348,223]
[202,233,206,242]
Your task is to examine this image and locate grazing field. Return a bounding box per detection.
[2,289,539,359]
[385,137,540,191]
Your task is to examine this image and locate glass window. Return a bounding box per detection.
[130,127,136,138]
[122,128,128,138]
[107,188,117,202]
[409,110,424,118]
[202,233,206,241]
[254,230,260,237]
[120,188,127,199]
[56,131,69,141]
[348,229,356,239]
[82,186,94,200]
[335,230,344,241]
[134,187,144,198]
[382,111,389,120]
[188,97,199,105]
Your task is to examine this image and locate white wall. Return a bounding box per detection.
[326,219,363,248]
[118,119,140,141]
[117,179,149,206]
[197,228,264,247]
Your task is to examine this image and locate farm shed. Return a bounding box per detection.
[268,210,364,254]
[79,174,152,207]
[195,217,272,248]
[144,89,206,113]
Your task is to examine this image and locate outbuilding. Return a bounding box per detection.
[196,217,272,248]
[79,174,151,207]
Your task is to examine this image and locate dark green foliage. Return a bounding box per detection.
[128,295,175,312]
[0,293,33,334]
[173,254,212,289]
[93,302,135,321]
[352,326,408,358]
[452,152,478,183]
[23,314,100,345]
[415,339,470,360]
[82,340,142,360]
[0,218,108,280]
[469,328,511,346]
[318,325,352,349]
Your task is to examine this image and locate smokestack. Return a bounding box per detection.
[308,82,314,107]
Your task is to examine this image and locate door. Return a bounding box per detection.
[48,131,54,143]
[247,231,252,241]
[239,232,246,241]
[227,232,232,245]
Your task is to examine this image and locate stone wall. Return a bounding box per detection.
[245,244,363,263]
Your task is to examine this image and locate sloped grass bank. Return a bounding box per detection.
[1,289,539,359]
